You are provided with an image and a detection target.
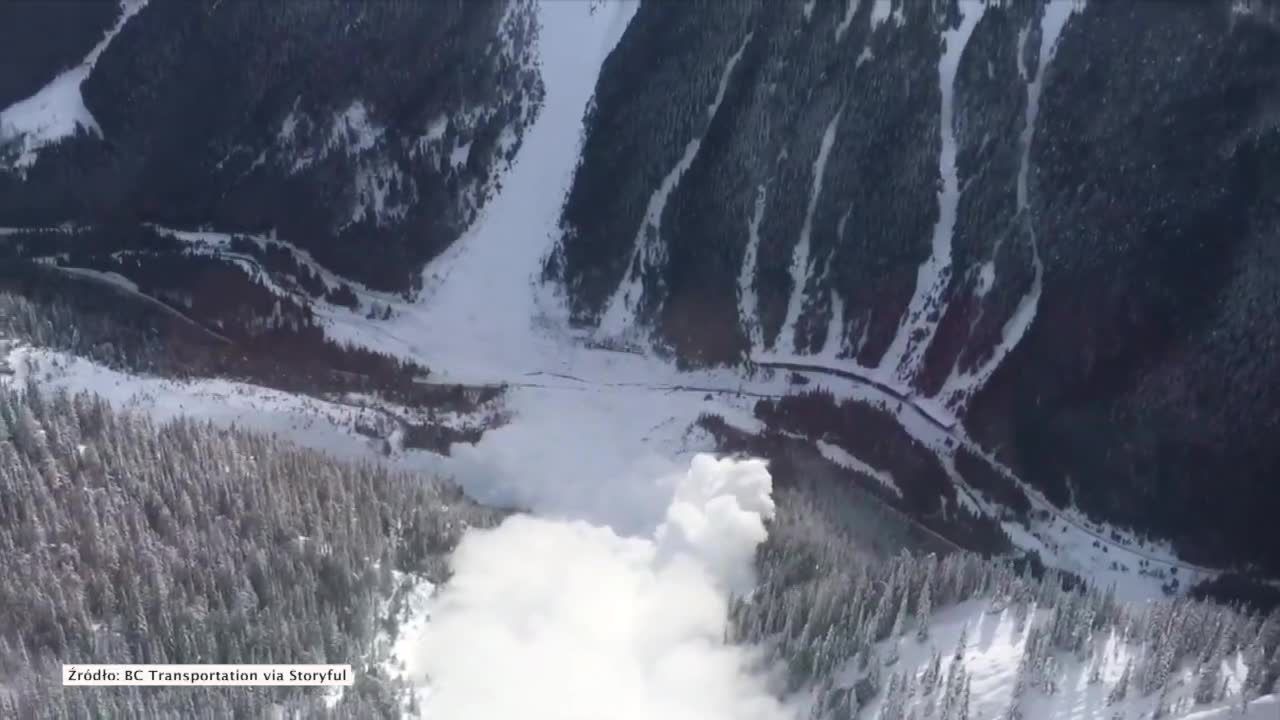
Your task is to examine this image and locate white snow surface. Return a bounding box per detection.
[847,599,1277,720]
[835,0,861,41]
[423,114,448,144]
[330,100,382,155]
[6,0,1215,621]
[1005,499,1209,604]
[778,107,843,354]
[870,0,893,30]
[820,287,846,360]
[350,161,412,227]
[599,30,751,338]
[816,440,901,499]
[1,4,1255,719]
[878,2,986,386]
[0,0,149,171]
[738,185,769,351]
[1,346,438,470]
[934,1,1082,415]
[209,0,783,537]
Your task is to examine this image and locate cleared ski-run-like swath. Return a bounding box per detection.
[597,32,753,338]
[0,0,150,171]
[935,1,1082,414]
[777,106,843,353]
[738,185,768,351]
[876,2,986,384]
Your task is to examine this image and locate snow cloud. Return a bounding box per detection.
[407,454,793,720]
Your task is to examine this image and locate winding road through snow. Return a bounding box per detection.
[1,0,1216,601]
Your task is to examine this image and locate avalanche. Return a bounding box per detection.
[3,5,1268,719]
[401,455,792,720]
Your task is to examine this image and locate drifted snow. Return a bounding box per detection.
[0,0,149,171]
[878,2,986,384]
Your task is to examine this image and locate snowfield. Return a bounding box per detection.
[0,0,149,171]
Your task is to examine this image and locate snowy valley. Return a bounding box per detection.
[1,0,1279,718]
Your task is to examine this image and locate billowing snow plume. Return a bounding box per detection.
[407,454,791,720]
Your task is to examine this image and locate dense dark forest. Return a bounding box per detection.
[549,0,1280,578]
[0,283,1275,717]
[5,0,1278,581]
[0,225,422,388]
[0,0,541,292]
[698,411,1015,560]
[0,2,119,108]
[741,487,1280,717]
[0,381,501,718]
[742,390,1025,553]
[0,265,501,446]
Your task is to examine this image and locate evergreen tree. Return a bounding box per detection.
[1193,653,1222,704]
[0,383,501,716]
[915,566,934,642]
[1107,660,1131,705]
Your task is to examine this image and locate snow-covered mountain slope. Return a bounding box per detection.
[4,338,1275,720]
[0,0,542,293]
[844,598,1279,720]
[726,508,1280,720]
[0,0,146,171]
[549,0,1280,577]
[3,5,1279,718]
[0,344,464,472]
[0,0,1276,589]
[0,0,1223,616]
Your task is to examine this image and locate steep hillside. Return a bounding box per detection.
[0,383,500,717]
[551,0,1280,574]
[2,0,1278,594]
[0,0,541,292]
